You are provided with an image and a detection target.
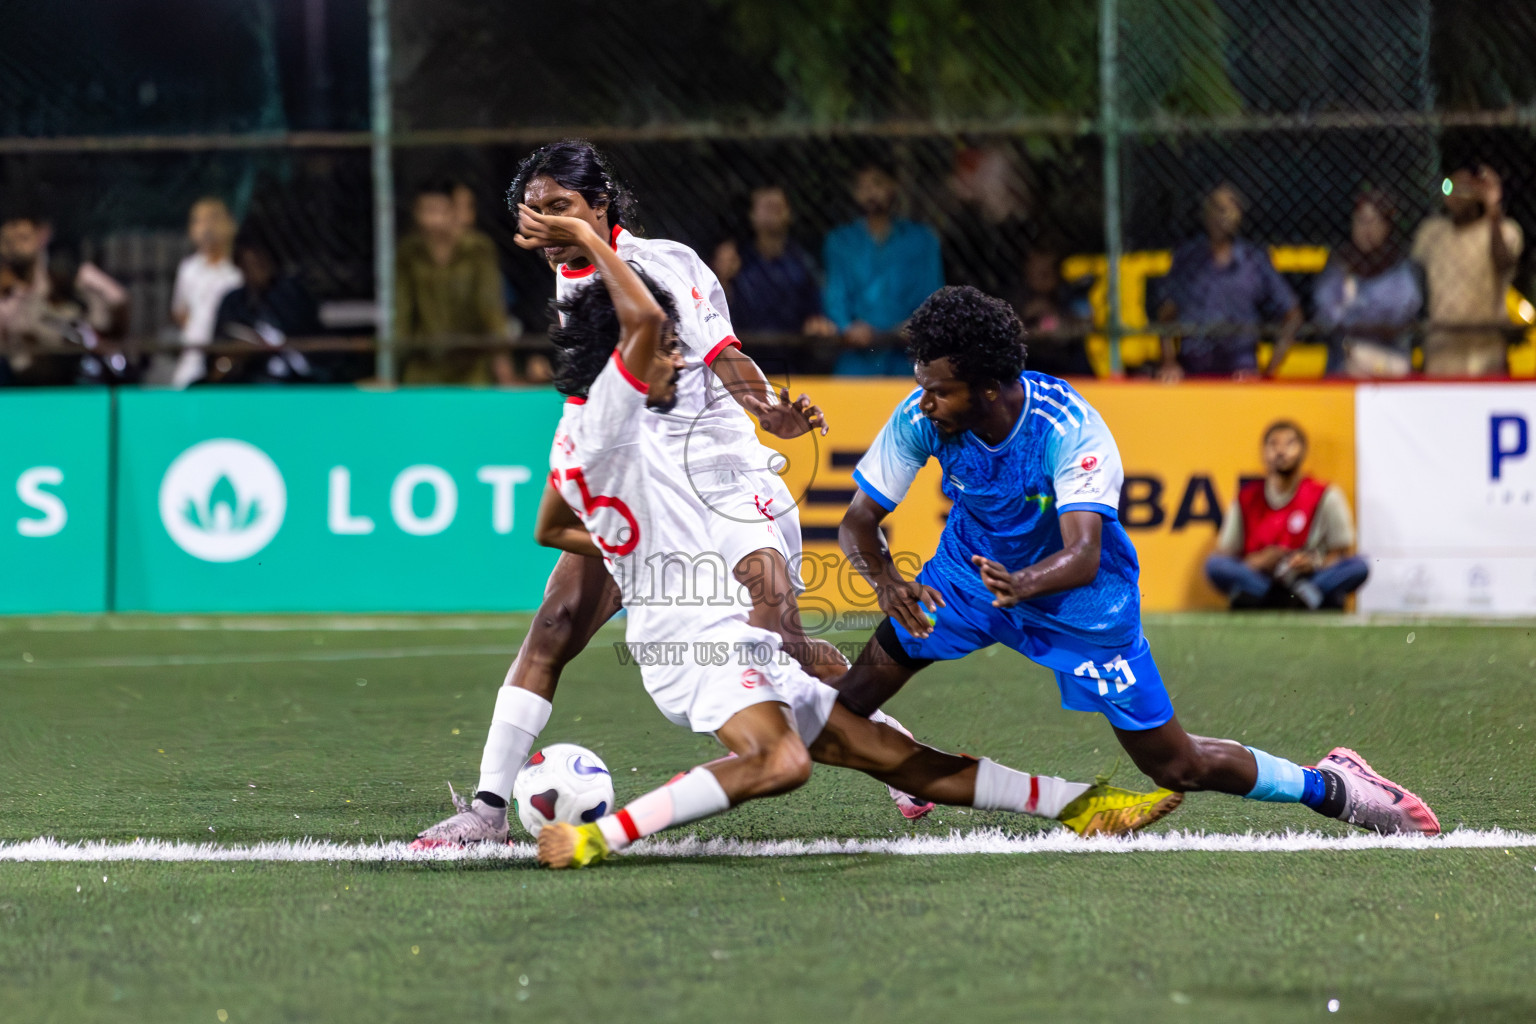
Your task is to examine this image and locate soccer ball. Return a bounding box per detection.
[512,743,615,838]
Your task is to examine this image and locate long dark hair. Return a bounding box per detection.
[507,140,637,235]
[548,263,677,398]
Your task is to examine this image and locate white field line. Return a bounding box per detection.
[3,828,1534,864]
[0,644,526,672]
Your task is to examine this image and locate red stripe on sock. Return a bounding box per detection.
[616,809,642,843]
[1025,775,1040,814]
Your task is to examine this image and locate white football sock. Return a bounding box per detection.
[475,686,552,801]
[596,768,731,851]
[973,758,1090,819]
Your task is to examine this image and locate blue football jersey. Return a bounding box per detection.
[852,372,1142,648]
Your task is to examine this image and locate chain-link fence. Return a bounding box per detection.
[3,0,1535,385]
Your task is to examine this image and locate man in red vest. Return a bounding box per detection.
[1205,420,1368,609]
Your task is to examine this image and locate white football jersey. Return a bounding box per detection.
[555,226,773,474]
[549,354,742,647]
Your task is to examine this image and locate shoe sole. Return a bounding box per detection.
[1324,747,1441,836]
[1078,791,1183,838]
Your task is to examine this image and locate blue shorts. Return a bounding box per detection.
[881,566,1175,732]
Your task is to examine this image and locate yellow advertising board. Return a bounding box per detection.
[759,379,1355,616]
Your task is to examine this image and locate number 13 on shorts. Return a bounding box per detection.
[1074,656,1137,696]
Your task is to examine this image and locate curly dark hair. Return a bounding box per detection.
[507,140,637,235]
[903,285,1027,383]
[548,264,678,398]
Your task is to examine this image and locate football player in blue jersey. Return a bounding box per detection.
[833,286,1440,836]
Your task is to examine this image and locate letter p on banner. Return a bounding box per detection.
[1491,414,1529,481]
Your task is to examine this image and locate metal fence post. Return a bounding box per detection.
[369,0,396,384]
[1099,0,1124,376]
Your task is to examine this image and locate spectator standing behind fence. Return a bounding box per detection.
[1,215,130,385]
[941,146,1036,297]
[395,178,514,385]
[1204,420,1367,610]
[823,161,944,376]
[168,198,243,388]
[211,232,320,383]
[1003,245,1093,377]
[1157,183,1301,381]
[1411,165,1523,377]
[1312,191,1422,378]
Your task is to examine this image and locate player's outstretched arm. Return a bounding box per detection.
[533,480,603,559]
[710,346,829,438]
[839,491,944,639]
[515,203,666,379]
[973,510,1102,608]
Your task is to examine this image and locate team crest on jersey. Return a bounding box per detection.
[1287,509,1308,534]
[690,286,703,308]
[741,668,768,689]
[1080,454,1099,472]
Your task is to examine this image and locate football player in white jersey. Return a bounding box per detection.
[513,205,1181,867]
[413,141,918,849]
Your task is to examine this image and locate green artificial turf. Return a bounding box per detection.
[1,614,1533,1022]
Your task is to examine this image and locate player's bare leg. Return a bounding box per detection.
[1113,717,1438,835]
[413,552,621,849]
[539,702,811,868]
[734,547,846,683]
[826,630,923,717]
[729,553,937,816]
[809,705,1181,836]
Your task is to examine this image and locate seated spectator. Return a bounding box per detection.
[396,178,514,385]
[211,232,321,383]
[1157,183,1301,381]
[823,160,944,376]
[168,197,243,388]
[715,186,835,336]
[1003,245,1093,377]
[1205,420,1368,610]
[1312,191,1421,377]
[1411,164,1523,377]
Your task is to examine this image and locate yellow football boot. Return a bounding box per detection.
[1057,784,1182,837]
[537,821,612,869]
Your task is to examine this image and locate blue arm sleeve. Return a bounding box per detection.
[1257,249,1299,319]
[852,390,933,511]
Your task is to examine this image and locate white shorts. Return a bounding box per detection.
[640,622,835,743]
[691,466,803,590]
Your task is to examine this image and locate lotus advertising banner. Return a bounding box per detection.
[113,388,567,612]
[0,390,111,613]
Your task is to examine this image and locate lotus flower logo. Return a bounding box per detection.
[159,440,286,562]
[183,473,263,534]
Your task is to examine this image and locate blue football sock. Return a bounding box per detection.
[1243,746,1308,803]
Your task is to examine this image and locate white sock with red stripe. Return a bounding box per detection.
[973,758,1090,819]
[595,768,732,851]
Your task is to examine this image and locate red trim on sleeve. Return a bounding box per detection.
[611,350,649,394]
[564,396,587,406]
[616,809,641,842]
[559,263,596,279]
[702,335,741,366]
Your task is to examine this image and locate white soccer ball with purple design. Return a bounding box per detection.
[512,742,615,838]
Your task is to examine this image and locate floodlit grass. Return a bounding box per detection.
[1,615,1533,1022]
